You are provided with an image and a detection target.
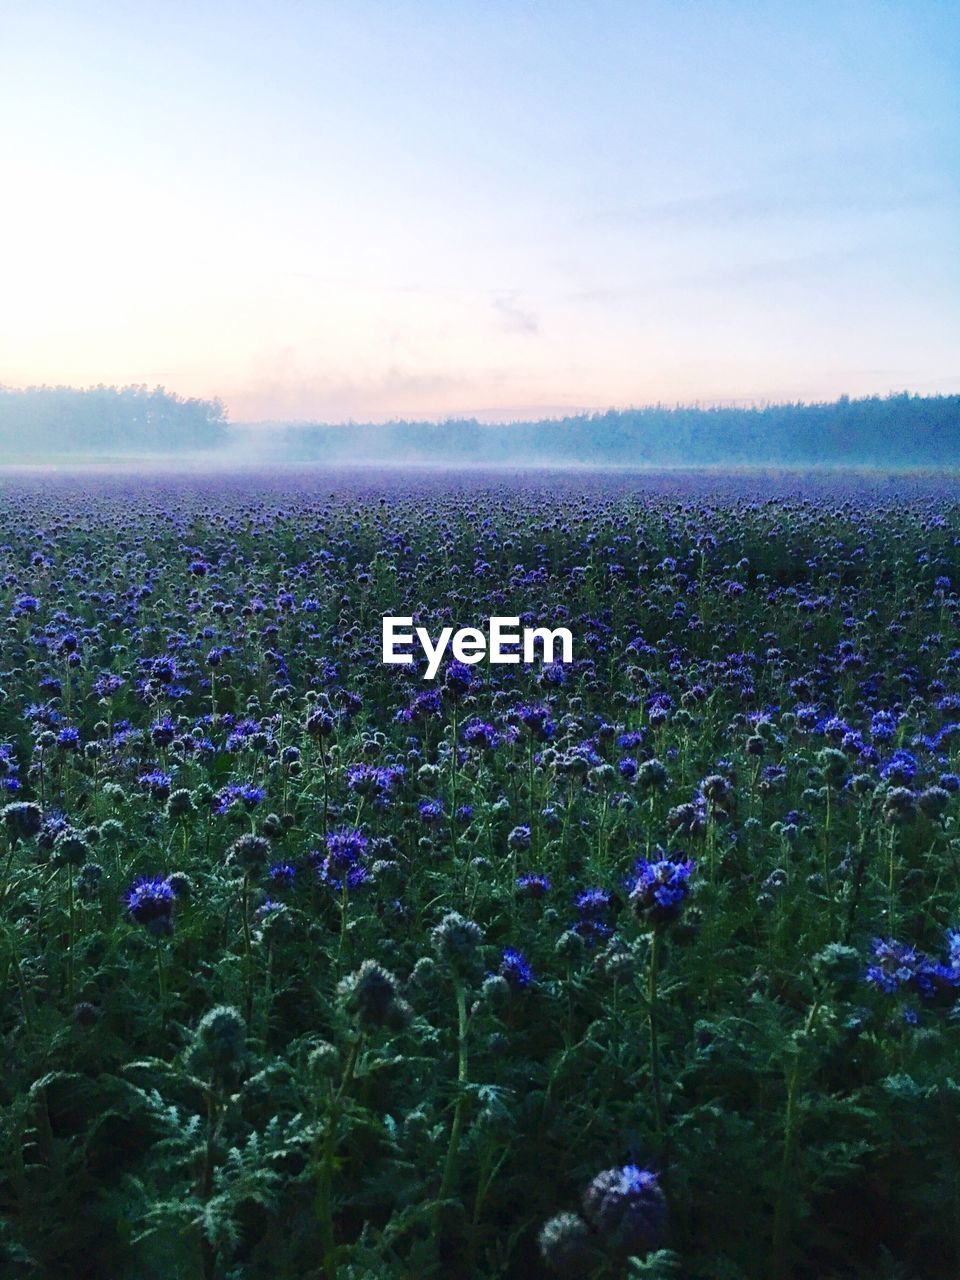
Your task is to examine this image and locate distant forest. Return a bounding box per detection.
[1,386,959,467]
[0,385,227,455]
[238,393,960,468]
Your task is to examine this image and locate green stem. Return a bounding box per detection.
[772,999,820,1278]
[336,880,349,975]
[4,929,34,1033]
[320,748,330,840]
[66,871,75,1005]
[240,876,253,1026]
[318,1033,362,1280]
[156,941,167,1030]
[771,1063,799,1279]
[438,978,469,1203]
[1,834,16,887]
[528,737,535,830]
[199,1079,221,1280]
[887,827,898,932]
[649,929,664,1134]
[450,702,458,860]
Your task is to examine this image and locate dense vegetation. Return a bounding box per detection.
[238,393,960,468]
[0,469,959,1280]
[2,387,960,468]
[0,385,227,456]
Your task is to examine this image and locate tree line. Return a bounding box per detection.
[246,393,960,468]
[2,386,959,467]
[0,384,228,455]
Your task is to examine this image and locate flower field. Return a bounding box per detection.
[1,467,959,1280]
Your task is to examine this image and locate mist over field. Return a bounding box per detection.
[2,384,960,470]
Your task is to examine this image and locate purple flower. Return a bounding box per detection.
[325,826,369,870]
[140,769,172,801]
[317,859,373,894]
[516,703,555,741]
[397,689,443,723]
[126,876,175,936]
[880,749,918,785]
[211,781,266,813]
[865,936,960,1003]
[870,710,898,742]
[237,783,266,809]
[507,824,531,850]
[346,762,404,801]
[150,717,176,748]
[444,660,475,697]
[418,798,443,823]
[499,947,533,989]
[581,1164,667,1254]
[573,886,614,944]
[517,872,551,898]
[629,854,695,925]
[462,719,500,750]
[149,656,177,686]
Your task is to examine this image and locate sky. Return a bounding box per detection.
[0,0,957,423]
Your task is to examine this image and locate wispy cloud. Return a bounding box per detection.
[558,246,870,306]
[491,292,540,334]
[585,161,958,229]
[674,246,871,290]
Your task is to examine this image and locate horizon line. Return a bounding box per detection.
[228,387,954,429]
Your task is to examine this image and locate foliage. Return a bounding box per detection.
[0,469,958,1279]
[0,384,227,456]
[235,392,960,468]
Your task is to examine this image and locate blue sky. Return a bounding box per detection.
[1,0,957,421]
